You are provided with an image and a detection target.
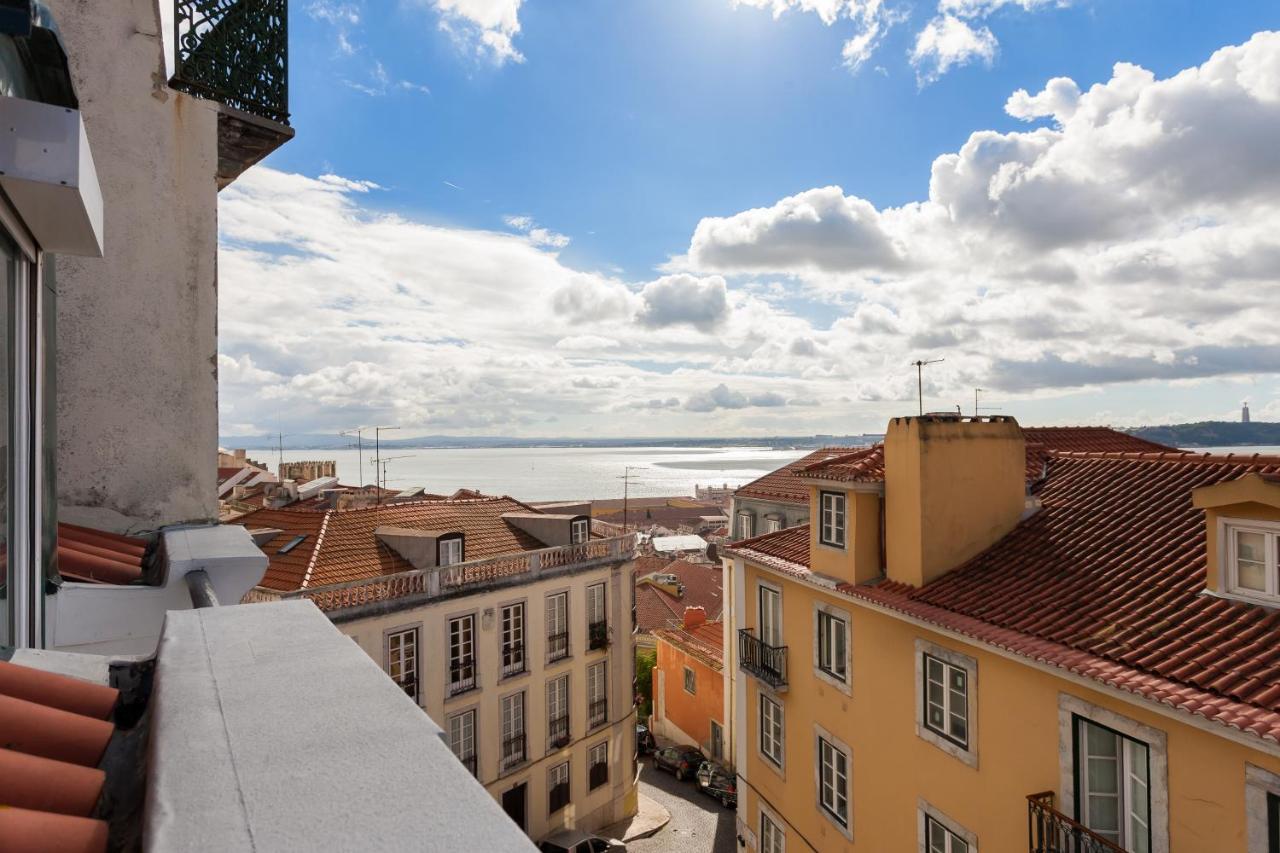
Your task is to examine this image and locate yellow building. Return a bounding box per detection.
[726,415,1280,853]
[237,496,638,842]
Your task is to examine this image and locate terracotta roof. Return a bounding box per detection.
[0,660,119,851]
[654,621,725,669]
[1021,426,1176,454]
[797,445,887,484]
[235,496,552,591]
[57,523,149,585]
[733,450,1280,744]
[635,559,724,634]
[734,447,864,504]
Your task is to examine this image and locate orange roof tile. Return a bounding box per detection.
[235,496,552,591]
[57,523,148,585]
[734,447,864,504]
[654,621,725,668]
[635,559,723,634]
[733,450,1280,744]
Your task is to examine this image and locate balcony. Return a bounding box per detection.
[589,619,610,650]
[549,715,570,749]
[246,534,636,615]
[738,628,788,691]
[547,631,570,661]
[169,0,294,186]
[1027,792,1126,853]
[448,658,476,696]
[589,698,608,729]
[502,643,526,678]
[502,733,527,770]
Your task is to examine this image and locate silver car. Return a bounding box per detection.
[537,829,627,853]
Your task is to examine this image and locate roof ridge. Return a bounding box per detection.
[1049,449,1280,465]
[300,509,334,589]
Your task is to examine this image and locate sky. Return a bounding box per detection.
[217,0,1280,439]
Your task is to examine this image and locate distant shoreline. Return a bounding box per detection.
[218,436,884,452]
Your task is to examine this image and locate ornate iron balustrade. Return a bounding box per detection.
[588,620,609,650]
[448,658,476,696]
[589,698,608,729]
[549,715,570,749]
[1027,792,1126,853]
[501,733,526,769]
[738,628,788,690]
[172,0,289,124]
[547,631,570,661]
[501,643,525,678]
[243,534,636,612]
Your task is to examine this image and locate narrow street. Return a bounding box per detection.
[628,762,738,853]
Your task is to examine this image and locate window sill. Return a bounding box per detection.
[445,684,478,701]
[546,654,572,667]
[915,724,977,769]
[818,806,853,842]
[1201,587,1280,611]
[813,667,852,697]
[499,668,529,684]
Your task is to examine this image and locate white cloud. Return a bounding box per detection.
[910,15,998,84]
[637,275,730,332]
[938,0,1062,15]
[429,0,525,66]
[731,0,903,75]
[504,214,570,249]
[1005,76,1082,123]
[684,384,789,412]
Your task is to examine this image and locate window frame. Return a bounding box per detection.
[914,640,978,767]
[587,659,608,730]
[547,672,571,750]
[758,581,783,647]
[683,665,697,695]
[1221,518,1280,603]
[738,511,754,540]
[384,624,421,704]
[588,740,609,791]
[759,693,784,770]
[814,602,851,692]
[760,808,785,853]
[1247,764,1280,853]
[438,533,464,567]
[1073,714,1152,851]
[548,760,571,814]
[546,590,570,662]
[918,800,978,853]
[501,600,527,679]
[764,516,783,534]
[819,490,847,549]
[447,613,477,696]
[500,689,527,772]
[815,727,851,837]
[710,719,724,760]
[571,517,590,544]
[923,653,969,749]
[447,707,478,777]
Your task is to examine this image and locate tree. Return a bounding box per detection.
[635,648,657,721]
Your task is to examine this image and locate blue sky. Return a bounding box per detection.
[217,2,1280,438]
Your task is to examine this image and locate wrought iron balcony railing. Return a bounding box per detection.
[738,628,788,690]
[549,715,570,749]
[588,620,609,650]
[1027,792,1126,853]
[589,698,608,729]
[172,0,289,125]
[448,658,476,696]
[501,643,525,678]
[547,631,569,661]
[501,733,526,770]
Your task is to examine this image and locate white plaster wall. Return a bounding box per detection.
[47,0,222,531]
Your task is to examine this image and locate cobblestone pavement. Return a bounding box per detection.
[628,762,738,853]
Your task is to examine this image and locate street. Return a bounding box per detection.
[629,762,738,853]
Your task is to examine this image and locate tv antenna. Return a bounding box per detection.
[911,358,944,416]
[339,426,368,488]
[973,388,1001,418]
[371,454,413,496]
[618,466,641,533]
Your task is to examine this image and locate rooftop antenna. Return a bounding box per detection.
[911,358,944,416]
[339,426,368,488]
[618,466,641,533]
[371,454,413,495]
[373,426,400,503]
[973,388,1001,419]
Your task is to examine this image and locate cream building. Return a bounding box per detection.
[237,496,638,841]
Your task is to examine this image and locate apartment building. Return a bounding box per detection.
[726,415,1280,852]
[237,497,639,842]
[728,428,1173,542]
[652,609,727,765]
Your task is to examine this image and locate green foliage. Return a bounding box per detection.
[635,648,657,721]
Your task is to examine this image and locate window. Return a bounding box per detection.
[924,653,968,748]
[548,673,570,748]
[820,491,846,548]
[710,720,724,760]
[448,615,476,695]
[764,517,782,534]
[1247,765,1280,853]
[587,582,608,650]
[449,709,477,777]
[589,741,609,790]
[571,517,590,544]
[817,610,848,683]
[683,666,697,694]
[1075,717,1151,852]
[547,591,569,661]
[759,694,784,768]
[1269,791,1280,853]
[759,584,782,647]
[438,535,463,566]
[501,692,526,770]
[277,534,307,554]
[385,627,419,703]
[818,735,849,829]
[1226,520,1280,599]
[738,511,754,539]
[502,602,526,678]
[760,811,785,853]
[587,661,608,728]
[548,761,570,814]
[925,816,970,853]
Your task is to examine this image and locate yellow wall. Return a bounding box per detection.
[808,488,881,586]
[339,560,636,841]
[736,559,1280,853]
[883,417,1025,587]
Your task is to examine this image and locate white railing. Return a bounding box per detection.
[243,534,635,611]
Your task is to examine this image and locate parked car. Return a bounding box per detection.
[652,744,705,781]
[636,722,656,755]
[696,760,737,808]
[537,829,626,853]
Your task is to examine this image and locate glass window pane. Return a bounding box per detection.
[0,233,11,646]
[1236,530,1268,591]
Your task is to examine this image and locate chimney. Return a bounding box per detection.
[884,415,1025,587]
[683,606,706,631]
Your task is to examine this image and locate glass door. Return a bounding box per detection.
[1076,717,1151,852]
[759,585,782,646]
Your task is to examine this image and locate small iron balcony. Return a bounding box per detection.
[1027,792,1126,853]
[448,658,476,696]
[501,643,525,678]
[589,698,608,729]
[501,733,526,770]
[547,631,569,661]
[738,628,788,690]
[549,715,570,749]
[172,0,289,125]
[588,620,609,650]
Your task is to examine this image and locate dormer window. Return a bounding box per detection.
[571,517,590,544]
[438,535,464,567]
[820,491,846,549]
[738,512,754,539]
[1225,519,1280,600]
